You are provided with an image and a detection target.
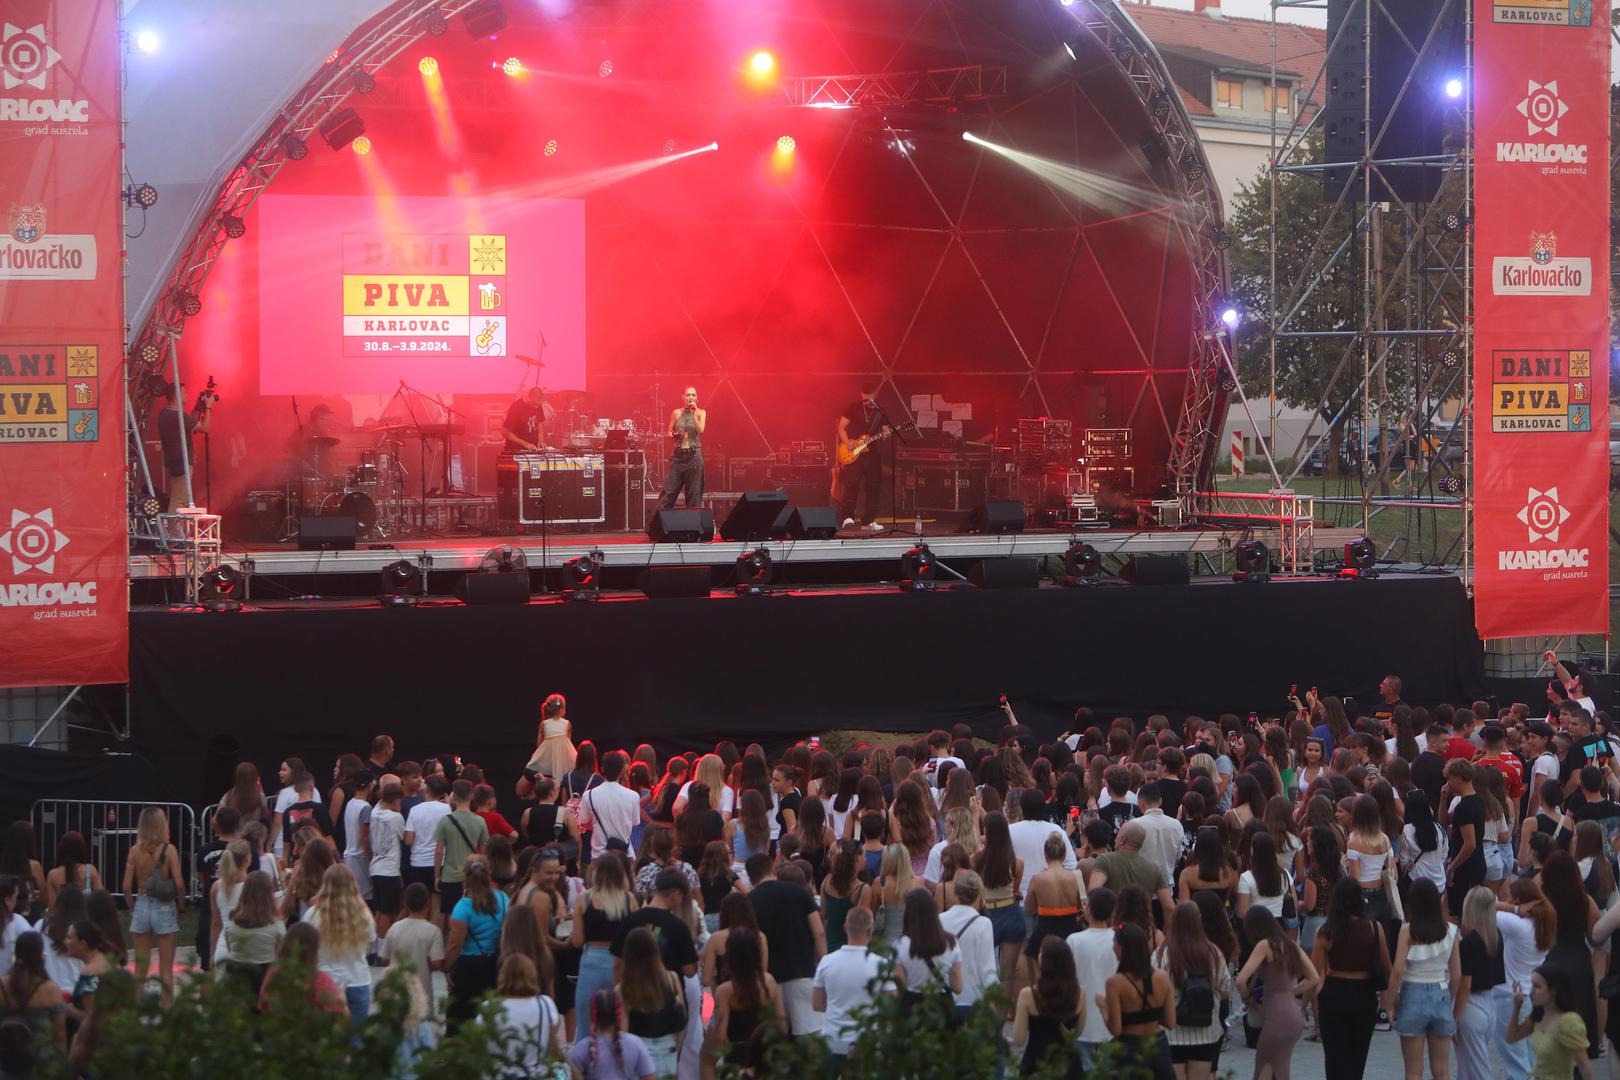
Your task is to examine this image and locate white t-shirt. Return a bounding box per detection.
[939,906,997,1006]
[302,905,377,989]
[676,780,736,816]
[1385,734,1428,757]
[342,799,372,861]
[1399,823,1448,889]
[0,914,32,978]
[497,995,560,1073]
[271,786,300,855]
[1067,927,1117,1044]
[1236,870,1291,916]
[1008,819,1076,895]
[369,807,406,877]
[405,800,451,869]
[894,937,959,995]
[577,781,642,859]
[814,946,890,1053]
[1496,910,1548,993]
[30,922,82,990]
[922,840,949,884]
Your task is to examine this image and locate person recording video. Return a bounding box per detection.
[157,380,213,508]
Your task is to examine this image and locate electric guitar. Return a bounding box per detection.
[836,422,915,466]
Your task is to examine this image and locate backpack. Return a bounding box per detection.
[1175,968,1217,1028]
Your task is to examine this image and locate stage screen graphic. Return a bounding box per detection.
[256,194,584,394]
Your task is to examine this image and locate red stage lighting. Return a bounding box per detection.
[503,57,523,77]
[352,136,373,156]
[544,139,558,157]
[599,59,614,78]
[749,51,775,76]
[419,56,439,77]
[776,135,796,154]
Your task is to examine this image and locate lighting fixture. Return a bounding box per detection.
[1342,536,1377,577]
[462,0,508,38]
[544,139,558,157]
[1139,131,1169,165]
[419,57,439,77]
[1444,77,1464,99]
[1220,306,1241,330]
[503,56,523,77]
[134,31,160,54]
[776,135,796,154]
[1438,474,1464,496]
[280,134,308,160]
[735,547,773,595]
[423,12,449,36]
[200,564,244,611]
[133,494,162,518]
[1212,226,1232,249]
[563,549,604,600]
[222,215,246,239]
[175,291,202,317]
[319,108,366,151]
[1181,155,1206,183]
[353,69,376,94]
[352,136,373,156]
[1063,540,1101,586]
[123,183,159,210]
[598,59,614,78]
[379,559,423,604]
[138,341,162,365]
[749,51,776,76]
[1233,539,1270,583]
[899,544,937,591]
[1149,89,1170,120]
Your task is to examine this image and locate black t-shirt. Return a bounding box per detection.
[199,839,228,891]
[1156,778,1189,820]
[841,400,884,443]
[1372,698,1408,724]
[749,878,819,982]
[1448,793,1488,877]
[157,406,199,477]
[1572,798,1620,825]
[282,799,334,855]
[502,398,545,451]
[775,791,802,835]
[1459,929,1505,993]
[610,906,699,974]
[1412,751,1448,811]
[1097,799,1138,844]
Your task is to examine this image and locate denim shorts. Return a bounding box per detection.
[130,894,179,936]
[1483,841,1512,880]
[1395,981,1456,1037]
[986,903,1027,946]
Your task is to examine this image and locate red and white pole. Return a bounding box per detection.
[1231,431,1245,477]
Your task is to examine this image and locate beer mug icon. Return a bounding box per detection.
[479,282,502,310]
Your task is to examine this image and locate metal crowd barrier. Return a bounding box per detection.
[29,800,202,903]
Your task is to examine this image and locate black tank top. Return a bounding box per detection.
[527,805,563,847]
[582,897,627,943]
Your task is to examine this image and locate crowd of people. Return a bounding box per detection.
[1,656,1618,1079]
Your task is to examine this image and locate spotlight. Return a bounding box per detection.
[462,0,508,38]
[379,559,423,604]
[419,56,439,77]
[1440,211,1466,232]
[662,139,676,155]
[352,69,376,94]
[598,59,613,78]
[776,135,796,154]
[1444,77,1464,99]
[423,12,449,36]
[1220,306,1241,330]
[134,30,160,54]
[899,544,938,591]
[1233,539,1270,583]
[1112,41,1136,65]
[222,215,246,239]
[175,290,202,317]
[319,107,366,151]
[134,493,162,518]
[138,341,161,365]
[749,51,776,76]
[200,564,244,611]
[1149,89,1171,120]
[563,549,603,600]
[1181,155,1206,183]
[352,136,373,156]
[1063,540,1102,586]
[1440,346,1462,367]
[503,57,523,77]
[735,547,774,595]
[1216,368,1237,393]
[280,134,308,160]
[544,139,558,157]
[1212,226,1232,249]
[122,183,159,209]
[1342,536,1377,577]
[1439,473,1464,495]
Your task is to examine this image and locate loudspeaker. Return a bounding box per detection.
[297,515,356,551]
[972,558,1040,590]
[638,565,712,599]
[1121,554,1190,587]
[959,501,1026,535]
[648,508,714,543]
[719,491,791,541]
[455,571,532,606]
[785,506,840,540]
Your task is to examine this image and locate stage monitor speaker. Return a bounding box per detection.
[648,508,714,543]
[719,491,790,541]
[297,515,356,551]
[638,565,712,599]
[455,571,531,606]
[959,501,1026,535]
[1121,554,1190,587]
[972,558,1040,590]
[785,506,840,540]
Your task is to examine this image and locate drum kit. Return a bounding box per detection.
[273,424,413,541]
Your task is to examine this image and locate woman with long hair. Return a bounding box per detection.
[495,953,566,1075]
[795,796,835,886]
[258,921,345,1019]
[445,857,510,1032]
[633,826,699,899]
[1235,832,1293,937]
[63,919,111,1042]
[696,841,740,936]
[1012,936,1084,1077]
[499,902,557,1000]
[0,932,64,1053]
[1024,831,1081,978]
[891,780,935,878]
[675,754,734,820]
[1237,905,1319,1080]
[1344,795,1394,925]
[570,851,638,1043]
[282,835,335,923]
[1496,876,1557,1079]
[1262,795,1305,881]
[895,885,963,1013]
[302,863,376,1026]
[1453,885,1506,1080]
[35,883,86,992]
[1522,779,1575,869]
[120,806,183,1005]
[701,892,769,990]
[1192,890,1238,967]
[208,839,251,965]
[529,692,578,780]
[1311,876,1389,1080]
[867,843,913,950]
[1299,826,1343,960]
[1118,884,1166,951]
[1295,738,1328,798]
[1177,826,1236,904]
[725,790,771,871]
[1505,962,1596,1080]
[0,876,29,977]
[1387,712,1423,765]
[648,757,689,828]
[327,753,366,852]
[1397,789,1447,903]
[1542,849,1600,1062]
[83,890,125,968]
[1384,879,1460,1080]
[572,987,656,1080]
[0,823,46,924]
[1476,767,1515,898]
[676,783,725,870]
[220,761,269,830]
[841,775,887,841]
[1156,900,1235,1079]
[829,768,862,840]
[223,870,284,993]
[1225,773,1267,838]
[972,811,1026,986]
[1314,696,1352,756]
[1100,922,1176,1080]
[818,841,864,953]
[617,926,686,1078]
[43,832,101,911]
[708,928,782,1074]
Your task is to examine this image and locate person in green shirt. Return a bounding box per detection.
[433,779,489,912]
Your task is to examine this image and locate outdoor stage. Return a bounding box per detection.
[124,571,1485,809]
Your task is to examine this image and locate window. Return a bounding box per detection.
[1263,83,1293,115]
[1216,78,1243,109]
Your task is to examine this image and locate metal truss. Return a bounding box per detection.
[779,65,1008,109]
[1254,0,1473,570]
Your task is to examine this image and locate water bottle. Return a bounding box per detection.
[914,512,923,536]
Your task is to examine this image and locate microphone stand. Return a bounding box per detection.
[396,381,430,533]
[875,399,904,533]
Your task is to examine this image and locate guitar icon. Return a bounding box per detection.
[474,320,503,355]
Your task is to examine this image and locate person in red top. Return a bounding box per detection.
[259,923,347,1021]
[1473,722,1524,802]
[1444,713,1482,761]
[470,785,517,840]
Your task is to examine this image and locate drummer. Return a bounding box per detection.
[291,403,346,475]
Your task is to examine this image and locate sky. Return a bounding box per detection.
[1130,0,1327,27]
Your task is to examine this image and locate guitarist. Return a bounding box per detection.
[836,380,890,532]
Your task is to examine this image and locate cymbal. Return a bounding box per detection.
[514,354,546,368]
[305,436,341,449]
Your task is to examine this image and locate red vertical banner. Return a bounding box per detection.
[1473,0,1611,639]
[0,2,127,686]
